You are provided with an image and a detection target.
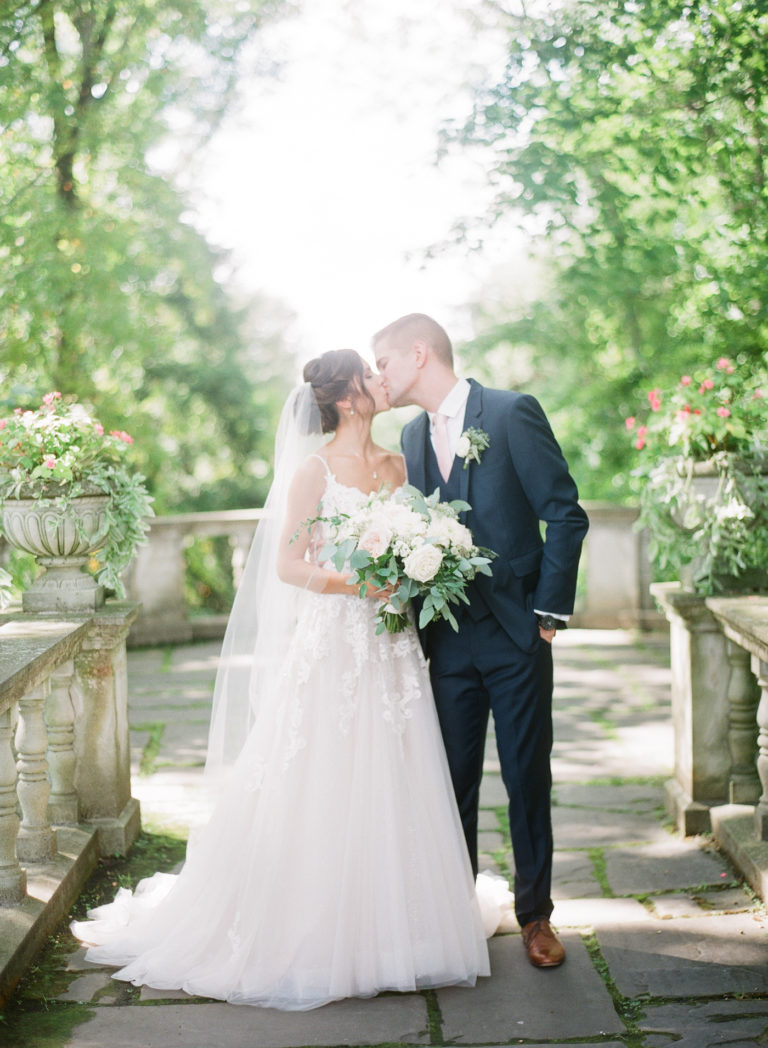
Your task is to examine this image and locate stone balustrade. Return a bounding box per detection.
[704,595,768,902]
[0,602,140,1006]
[124,509,264,646]
[124,501,660,646]
[652,585,768,901]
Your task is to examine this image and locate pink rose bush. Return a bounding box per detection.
[626,357,768,460]
[625,358,768,594]
[305,485,494,633]
[0,393,153,596]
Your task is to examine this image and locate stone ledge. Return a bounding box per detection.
[0,824,99,1008]
[87,796,142,857]
[711,802,768,902]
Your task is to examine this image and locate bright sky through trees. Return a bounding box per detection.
[186,0,514,362]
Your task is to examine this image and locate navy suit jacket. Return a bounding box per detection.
[401,379,589,654]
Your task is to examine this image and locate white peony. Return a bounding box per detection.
[425,515,456,548]
[404,543,444,582]
[446,518,474,553]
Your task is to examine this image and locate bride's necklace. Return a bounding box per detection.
[347,448,378,479]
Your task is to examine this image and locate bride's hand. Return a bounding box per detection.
[364,580,396,602]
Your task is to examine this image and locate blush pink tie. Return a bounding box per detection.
[432,412,453,482]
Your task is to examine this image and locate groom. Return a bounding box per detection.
[373,313,588,968]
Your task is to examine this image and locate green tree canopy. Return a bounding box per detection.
[0,0,293,511]
[449,0,768,500]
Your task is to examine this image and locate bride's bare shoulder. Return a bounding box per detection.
[291,453,329,489]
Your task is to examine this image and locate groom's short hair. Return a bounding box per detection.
[373,313,453,367]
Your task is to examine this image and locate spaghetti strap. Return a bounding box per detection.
[309,452,332,476]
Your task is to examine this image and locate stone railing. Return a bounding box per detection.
[124,509,263,647]
[0,602,140,1006]
[652,584,768,901]
[124,501,661,646]
[705,595,768,901]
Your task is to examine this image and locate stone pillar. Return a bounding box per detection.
[46,660,79,824]
[72,602,141,855]
[16,682,57,862]
[651,582,731,835]
[0,706,25,905]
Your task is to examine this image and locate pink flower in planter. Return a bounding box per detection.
[717,407,731,417]
[680,375,692,386]
[44,456,56,468]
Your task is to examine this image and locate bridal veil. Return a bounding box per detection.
[205,383,326,777]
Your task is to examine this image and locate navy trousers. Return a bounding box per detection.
[426,607,554,927]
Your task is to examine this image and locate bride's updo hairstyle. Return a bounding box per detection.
[303,349,374,434]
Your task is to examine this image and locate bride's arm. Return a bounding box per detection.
[275,457,354,596]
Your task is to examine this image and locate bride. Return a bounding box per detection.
[72,349,508,1010]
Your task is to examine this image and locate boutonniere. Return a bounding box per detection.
[456,427,490,469]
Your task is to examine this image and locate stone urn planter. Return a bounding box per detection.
[669,458,768,593]
[0,392,153,610]
[1,487,110,612]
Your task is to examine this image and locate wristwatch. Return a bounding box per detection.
[537,615,567,631]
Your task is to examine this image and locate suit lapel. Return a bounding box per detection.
[457,379,483,505]
[404,411,429,492]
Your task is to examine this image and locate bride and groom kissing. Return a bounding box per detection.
[73,312,589,1010]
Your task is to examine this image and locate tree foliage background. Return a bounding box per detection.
[0,0,294,514]
[450,0,768,500]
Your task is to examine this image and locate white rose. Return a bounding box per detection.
[455,434,471,459]
[404,544,444,583]
[357,524,393,559]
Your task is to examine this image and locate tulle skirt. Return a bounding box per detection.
[73,594,497,1010]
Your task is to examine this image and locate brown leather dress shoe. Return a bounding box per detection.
[521,918,565,967]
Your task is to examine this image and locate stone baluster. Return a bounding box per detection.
[231,531,252,590]
[726,640,761,804]
[0,706,26,905]
[16,682,57,863]
[46,661,79,825]
[753,657,768,841]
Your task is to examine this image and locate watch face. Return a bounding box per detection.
[539,615,558,629]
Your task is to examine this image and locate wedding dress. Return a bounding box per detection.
[72,466,497,1010]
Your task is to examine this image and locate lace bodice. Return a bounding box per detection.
[309,461,380,566]
[320,470,372,516]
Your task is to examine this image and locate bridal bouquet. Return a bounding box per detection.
[311,484,494,633]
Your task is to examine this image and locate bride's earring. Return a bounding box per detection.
[349,408,355,416]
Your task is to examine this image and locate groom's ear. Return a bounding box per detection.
[413,339,428,368]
